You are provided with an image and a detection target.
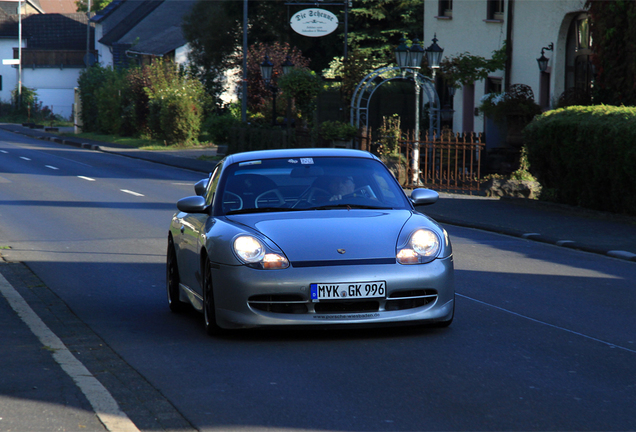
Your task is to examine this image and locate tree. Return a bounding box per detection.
[75,0,112,12]
[347,0,424,65]
[183,0,341,105]
[182,0,423,105]
[246,42,310,119]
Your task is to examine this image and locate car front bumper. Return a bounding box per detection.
[210,256,455,329]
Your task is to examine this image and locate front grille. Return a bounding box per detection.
[385,289,437,311]
[248,289,437,315]
[248,294,308,314]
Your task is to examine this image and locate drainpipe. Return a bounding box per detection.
[505,0,514,91]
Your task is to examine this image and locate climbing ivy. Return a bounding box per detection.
[586,0,636,105]
[439,44,507,89]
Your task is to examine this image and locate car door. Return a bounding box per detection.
[177,164,222,293]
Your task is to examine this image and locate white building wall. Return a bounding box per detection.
[424,0,586,134]
[94,23,113,67]
[22,67,83,119]
[0,39,23,103]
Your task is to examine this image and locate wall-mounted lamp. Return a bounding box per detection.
[537,42,554,72]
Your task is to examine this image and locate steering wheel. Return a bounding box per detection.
[255,189,286,208]
[222,192,243,212]
[352,185,377,199]
[306,187,332,204]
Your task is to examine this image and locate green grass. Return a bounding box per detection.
[61,132,214,150]
[0,115,72,127]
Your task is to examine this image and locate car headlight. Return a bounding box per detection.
[233,235,289,269]
[397,229,441,264]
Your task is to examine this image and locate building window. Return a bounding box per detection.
[564,13,593,104]
[487,0,504,21]
[485,77,502,95]
[438,0,452,18]
[577,18,591,50]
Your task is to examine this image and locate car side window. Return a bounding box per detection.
[205,164,223,206]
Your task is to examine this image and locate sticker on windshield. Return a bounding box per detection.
[239,160,262,166]
[288,159,299,164]
[300,158,314,165]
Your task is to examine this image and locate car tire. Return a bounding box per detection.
[167,238,187,313]
[203,258,223,336]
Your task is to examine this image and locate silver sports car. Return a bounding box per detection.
[167,148,454,334]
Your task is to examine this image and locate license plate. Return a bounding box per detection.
[310,281,386,301]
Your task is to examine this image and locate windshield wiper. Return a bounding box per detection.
[307,204,393,211]
[226,207,301,215]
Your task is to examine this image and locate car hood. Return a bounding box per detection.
[227,209,414,263]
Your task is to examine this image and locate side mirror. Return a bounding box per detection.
[410,188,439,206]
[177,196,208,214]
[194,178,209,196]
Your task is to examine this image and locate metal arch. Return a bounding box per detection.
[350,66,441,138]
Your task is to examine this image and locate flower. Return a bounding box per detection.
[478,84,542,123]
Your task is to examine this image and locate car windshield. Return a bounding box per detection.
[217,156,410,215]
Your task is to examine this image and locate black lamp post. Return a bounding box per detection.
[425,34,444,78]
[396,35,443,185]
[537,42,554,72]
[259,55,278,126]
[260,55,295,126]
[395,37,429,185]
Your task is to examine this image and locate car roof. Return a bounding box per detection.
[223,148,379,165]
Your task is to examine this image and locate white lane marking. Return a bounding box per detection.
[45,165,59,170]
[120,189,144,197]
[0,150,8,153]
[457,293,636,354]
[20,156,31,161]
[0,273,140,432]
[78,176,96,182]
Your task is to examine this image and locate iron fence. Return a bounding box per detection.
[361,130,486,192]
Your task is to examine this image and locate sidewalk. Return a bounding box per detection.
[3,123,636,262]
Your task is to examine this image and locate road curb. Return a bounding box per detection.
[432,216,636,263]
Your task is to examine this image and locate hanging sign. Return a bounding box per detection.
[290,8,339,37]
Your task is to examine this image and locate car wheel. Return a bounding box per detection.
[166,238,187,313]
[203,259,223,336]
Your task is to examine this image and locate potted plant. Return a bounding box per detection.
[478,84,542,147]
[318,120,358,148]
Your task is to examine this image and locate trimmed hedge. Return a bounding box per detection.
[523,105,636,215]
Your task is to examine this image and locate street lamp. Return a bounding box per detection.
[425,34,444,76]
[260,55,277,126]
[536,42,554,72]
[396,36,442,186]
[259,55,294,126]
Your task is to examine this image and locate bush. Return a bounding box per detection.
[318,120,358,141]
[95,68,128,135]
[78,65,112,133]
[523,105,636,215]
[145,61,206,145]
[77,61,207,144]
[201,112,242,145]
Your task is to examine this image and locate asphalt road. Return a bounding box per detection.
[1,130,635,431]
